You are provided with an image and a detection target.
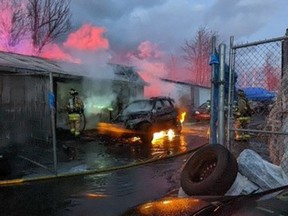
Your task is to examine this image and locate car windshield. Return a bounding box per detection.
[122,100,153,115]
[199,102,208,109]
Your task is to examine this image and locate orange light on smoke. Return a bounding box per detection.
[180,112,186,123]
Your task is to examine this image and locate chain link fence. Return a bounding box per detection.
[228,35,288,175]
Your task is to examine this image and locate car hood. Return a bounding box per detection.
[121,197,213,216]
[121,185,288,216]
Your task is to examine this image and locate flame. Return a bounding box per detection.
[152,129,175,143]
[180,112,186,123]
[153,131,166,140]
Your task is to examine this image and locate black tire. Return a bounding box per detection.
[138,122,153,144]
[180,144,238,196]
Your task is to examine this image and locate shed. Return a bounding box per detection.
[0,51,146,149]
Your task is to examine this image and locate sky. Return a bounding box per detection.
[1,0,287,99]
[70,0,288,56]
[63,0,288,98]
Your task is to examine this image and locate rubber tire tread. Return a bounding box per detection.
[180,144,238,196]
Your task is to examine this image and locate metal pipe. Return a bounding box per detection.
[218,44,226,145]
[227,36,235,150]
[49,72,58,175]
[209,36,217,144]
[231,128,288,136]
[232,35,288,49]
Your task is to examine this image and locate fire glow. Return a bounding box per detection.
[180,112,186,123]
[97,122,134,137]
[153,129,175,142]
[152,111,186,142]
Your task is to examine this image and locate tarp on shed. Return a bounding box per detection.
[243,87,276,102]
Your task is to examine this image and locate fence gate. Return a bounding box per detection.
[227,33,288,172]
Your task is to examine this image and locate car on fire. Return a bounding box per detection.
[110,96,182,143]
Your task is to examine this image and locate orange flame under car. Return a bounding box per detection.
[152,111,186,141]
[153,129,175,141]
[180,111,186,123]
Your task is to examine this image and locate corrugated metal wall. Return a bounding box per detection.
[0,74,51,148]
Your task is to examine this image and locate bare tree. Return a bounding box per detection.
[263,53,280,91]
[0,0,28,50]
[182,27,217,87]
[27,0,71,53]
[166,54,178,80]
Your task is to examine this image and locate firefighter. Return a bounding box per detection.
[65,88,84,137]
[234,89,252,141]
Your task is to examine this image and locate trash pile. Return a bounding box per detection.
[179,148,288,197]
[226,149,288,195]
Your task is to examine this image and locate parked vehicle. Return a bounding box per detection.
[122,184,288,215]
[110,96,182,143]
[191,101,211,121]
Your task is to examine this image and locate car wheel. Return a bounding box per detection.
[138,122,153,144]
[180,144,238,196]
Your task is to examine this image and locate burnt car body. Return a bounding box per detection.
[111,96,182,143]
[122,184,288,216]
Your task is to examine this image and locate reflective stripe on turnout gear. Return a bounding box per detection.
[236,116,251,121]
[68,113,81,121]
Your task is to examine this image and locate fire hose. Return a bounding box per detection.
[80,112,86,132]
[0,143,208,187]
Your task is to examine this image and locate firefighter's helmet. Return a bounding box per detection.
[238,89,245,97]
[70,88,78,96]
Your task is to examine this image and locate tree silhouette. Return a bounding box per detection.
[0,0,71,55]
[0,0,28,51]
[263,53,279,91]
[182,27,217,87]
[27,0,71,54]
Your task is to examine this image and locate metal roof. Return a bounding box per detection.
[0,51,84,79]
[111,63,147,85]
[0,51,146,85]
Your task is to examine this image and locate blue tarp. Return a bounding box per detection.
[243,87,276,102]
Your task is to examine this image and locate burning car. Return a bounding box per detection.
[100,96,182,143]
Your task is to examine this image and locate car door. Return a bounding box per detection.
[161,99,177,121]
[153,99,176,125]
